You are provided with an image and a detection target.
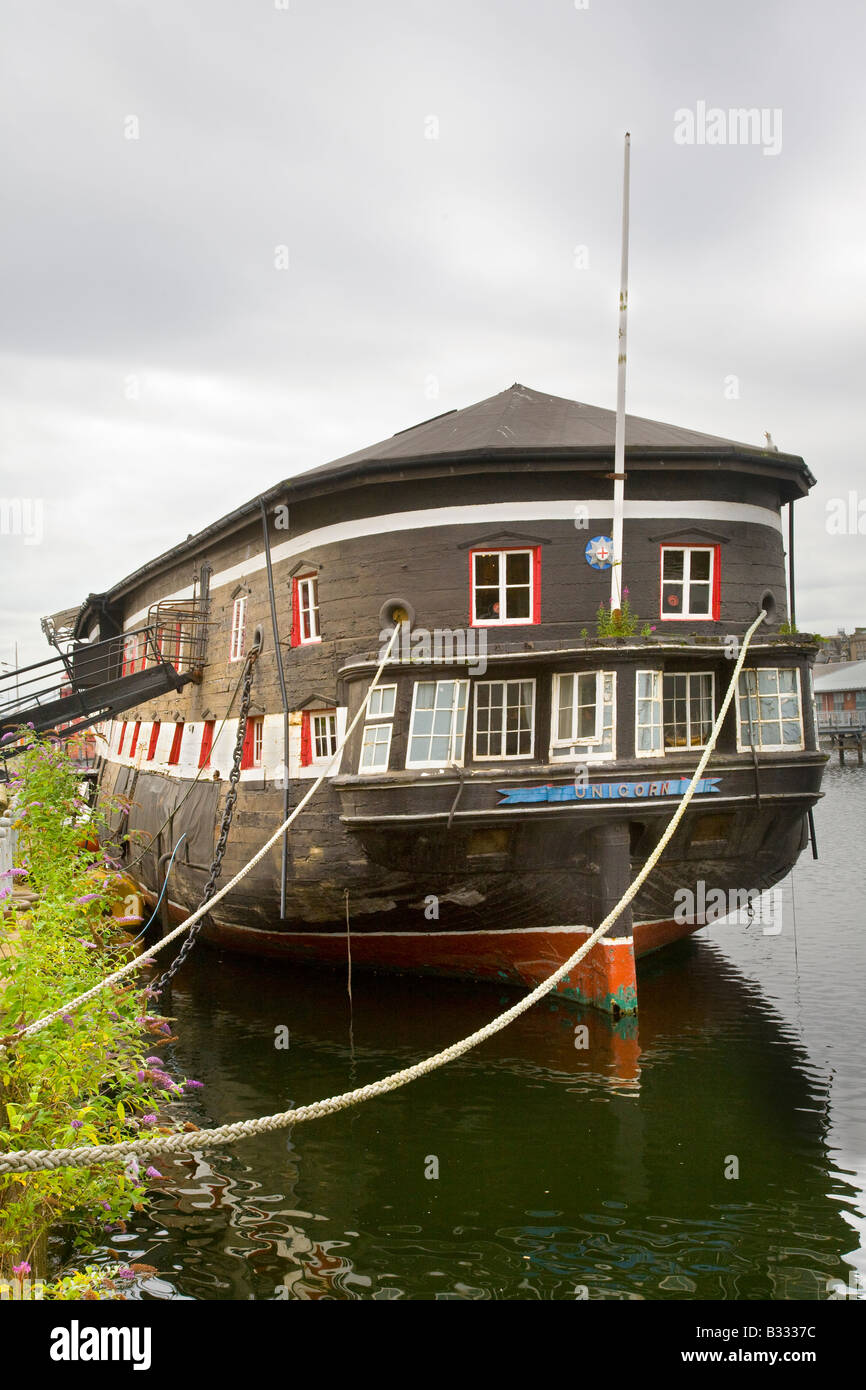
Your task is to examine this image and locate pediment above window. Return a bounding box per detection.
[649,527,730,544]
[288,558,321,578]
[457,530,551,551]
[295,692,336,711]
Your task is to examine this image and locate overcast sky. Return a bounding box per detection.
[1,0,864,666]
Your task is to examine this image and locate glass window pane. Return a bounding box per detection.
[474,554,499,586]
[688,583,711,615]
[505,552,530,584]
[757,669,778,694]
[690,550,711,581]
[663,550,684,580]
[506,588,530,620]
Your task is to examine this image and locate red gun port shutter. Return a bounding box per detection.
[199,720,214,769]
[168,723,184,766]
[299,711,313,767]
[147,722,161,761]
[241,718,255,770]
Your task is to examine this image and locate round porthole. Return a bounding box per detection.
[379,597,416,629]
[759,590,778,624]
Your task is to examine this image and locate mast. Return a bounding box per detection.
[610,132,630,612]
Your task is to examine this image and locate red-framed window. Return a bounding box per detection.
[291,574,320,646]
[129,721,142,758]
[659,545,721,621]
[230,597,247,662]
[117,722,127,755]
[198,719,215,769]
[147,721,161,761]
[241,716,264,769]
[168,722,184,766]
[469,547,540,626]
[299,709,338,767]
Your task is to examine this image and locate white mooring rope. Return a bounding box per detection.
[0,613,765,1173]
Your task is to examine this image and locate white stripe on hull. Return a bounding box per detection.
[123,498,782,627]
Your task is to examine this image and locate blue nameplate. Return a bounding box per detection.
[497,778,721,805]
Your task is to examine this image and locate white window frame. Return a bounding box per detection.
[311,711,338,762]
[230,596,247,662]
[660,545,716,621]
[359,722,393,774]
[471,548,535,627]
[635,670,664,757]
[367,684,397,719]
[662,670,715,750]
[297,575,320,644]
[736,668,804,752]
[473,678,536,761]
[550,672,604,750]
[406,679,469,768]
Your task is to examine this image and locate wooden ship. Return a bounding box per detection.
[21,380,822,1015]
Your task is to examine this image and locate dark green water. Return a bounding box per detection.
[67,765,865,1300]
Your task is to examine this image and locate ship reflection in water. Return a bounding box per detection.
[67,796,864,1302]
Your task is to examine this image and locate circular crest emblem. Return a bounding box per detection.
[585,535,614,570]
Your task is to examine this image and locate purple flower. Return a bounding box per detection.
[12,1262,31,1277]
[1,732,15,744]
[184,1079,204,1090]
[62,1014,74,1026]
[100,1201,111,1211]
[145,1166,162,1179]
[145,1057,162,1066]
[73,894,99,906]
[159,1023,171,1035]
[70,1119,83,1130]
[136,1070,146,1082]
[9,868,27,878]
[114,916,141,924]
[117,1268,136,1280]
[141,1113,157,1125]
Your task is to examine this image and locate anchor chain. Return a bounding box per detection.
[151,647,259,996]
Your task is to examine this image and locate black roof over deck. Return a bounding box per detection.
[67,383,814,635]
[300,383,813,486]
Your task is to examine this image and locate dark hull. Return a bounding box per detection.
[115,749,824,1015]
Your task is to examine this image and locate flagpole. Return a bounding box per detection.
[610,132,630,612]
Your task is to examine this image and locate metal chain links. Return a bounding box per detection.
[151,648,259,996]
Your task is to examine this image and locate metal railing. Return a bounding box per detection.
[817,709,866,729]
[143,600,209,677]
[0,625,166,729]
